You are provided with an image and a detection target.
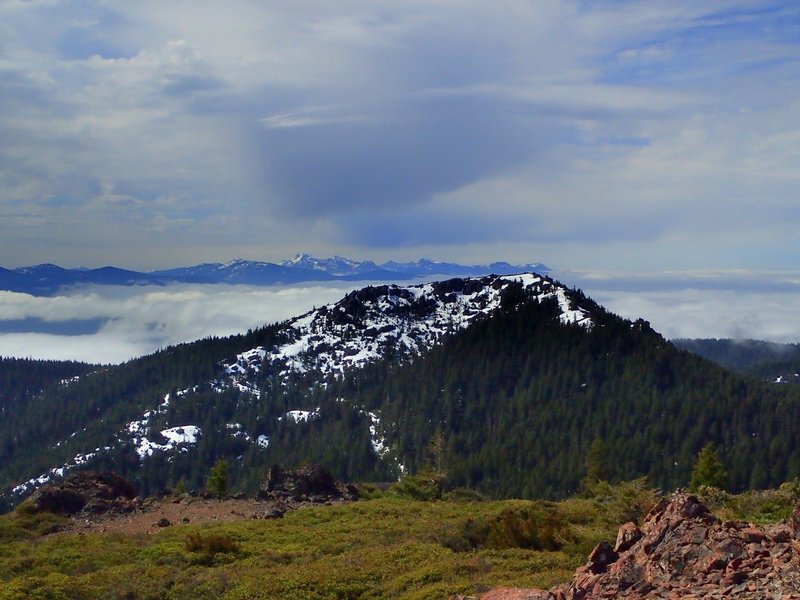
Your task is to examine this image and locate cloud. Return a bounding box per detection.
[563,269,800,342]
[0,283,360,363]
[2,272,799,365]
[595,288,800,343]
[0,1,798,270]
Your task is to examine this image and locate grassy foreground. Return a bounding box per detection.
[1,480,798,600]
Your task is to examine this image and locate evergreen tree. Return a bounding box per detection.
[581,438,611,494]
[689,443,727,490]
[206,459,229,497]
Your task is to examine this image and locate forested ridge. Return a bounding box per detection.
[3,283,800,512]
[674,338,800,383]
[0,327,286,508]
[330,299,800,497]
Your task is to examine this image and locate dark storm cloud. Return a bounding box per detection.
[253,95,549,217]
[333,192,678,248]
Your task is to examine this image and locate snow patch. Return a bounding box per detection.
[282,409,320,423]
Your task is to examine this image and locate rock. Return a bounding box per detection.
[614,522,642,553]
[155,517,171,527]
[261,508,285,519]
[586,542,618,574]
[29,487,87,515]
[788,498,800,538]
[479,588,552,599]
[257,464,359,504]
[26,471,137,517]
[490,490,800,599]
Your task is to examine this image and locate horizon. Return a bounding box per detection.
[1,2,799,359]
[2,253,547,272]
[1,264,799,364]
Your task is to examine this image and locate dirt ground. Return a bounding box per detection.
[62,496,287,536]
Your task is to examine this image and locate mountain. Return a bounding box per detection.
[3,272,800,511]
[380,258,550,278]
[280,253,381,276]
[0,264,168,295]
[674,338,800,384]
[152,259,336,285]
[0,255,550,296]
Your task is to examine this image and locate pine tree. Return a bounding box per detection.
[689,443,727,490]
[585,438,611,483]
[206,459,229,497]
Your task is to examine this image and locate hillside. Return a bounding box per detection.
[674,338,800,384]
[3,475,800,599]
[3,273,800,509]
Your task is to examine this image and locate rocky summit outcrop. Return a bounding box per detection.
[477,490,800,600]
[27,471,138,516]
[257,464,358,505]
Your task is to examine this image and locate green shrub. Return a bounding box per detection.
[185,532,242,565]
[690,444,727,491]
[695,485,732,512]
[444,488,486,503]
[0,504,70,540]
[439,506,573,552]
[587,477,660,525]
[392,471,444,501]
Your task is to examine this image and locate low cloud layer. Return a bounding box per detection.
[1,273,799,365]
[567,270,800,343]
[0,283,358,364]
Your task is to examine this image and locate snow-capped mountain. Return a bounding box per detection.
[380,258,550,278]
[8,271,591,498]
[222,272,591,387]
[281,253,382,276]
[0,255,550,295]
[152,259,334,285]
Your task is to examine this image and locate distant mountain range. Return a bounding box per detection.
[0,254,550,296]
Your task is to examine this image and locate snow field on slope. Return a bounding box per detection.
[222,273,592,384]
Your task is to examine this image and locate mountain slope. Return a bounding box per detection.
[0,273,591,503]
[674,338,800,384]
[3,273,800,510]
[223,273,589,384]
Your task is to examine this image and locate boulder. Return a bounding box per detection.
[614,522,641,553]
[26,471,138,517]
[553,491,800,598]
[484,491,800,599]
[257,464,358,504]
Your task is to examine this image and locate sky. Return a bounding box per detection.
[0,1,799,360]
[1,0,798,271]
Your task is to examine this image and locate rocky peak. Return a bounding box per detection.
[223,273,592,385]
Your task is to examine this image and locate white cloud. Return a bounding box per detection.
[1,272,799,366]
[0,283,360,363]
[596,288,800,343]
[0,1,798,271]
[566,269,800,342]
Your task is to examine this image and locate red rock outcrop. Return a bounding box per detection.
[475,490,800,599]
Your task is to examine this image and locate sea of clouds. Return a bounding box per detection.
[0,271,799,364]
[0,283,358,364]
